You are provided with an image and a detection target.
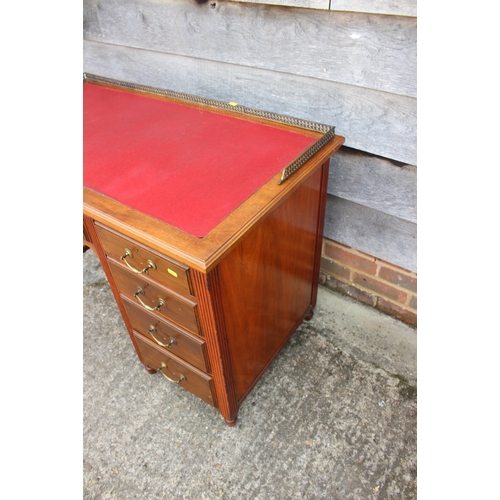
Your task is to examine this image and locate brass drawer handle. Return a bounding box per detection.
[147,325,177,349]
[159,363,186,384]
[121,248,157,275]
[134,287,166,312]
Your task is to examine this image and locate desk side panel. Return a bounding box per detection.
[218,166,324,402]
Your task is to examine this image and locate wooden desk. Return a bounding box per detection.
[83,74,344,425]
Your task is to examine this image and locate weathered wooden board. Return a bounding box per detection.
[83,0,416,98]
[329,0,416,17]
[83,0,101,40]
[83,40,417,165]
[230,0,417,17]
[229,0,330,9]
[324,196,417,272]
[329,147,416,223]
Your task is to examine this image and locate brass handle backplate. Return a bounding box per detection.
[121,248,157,275]
[159,363,186,384]
[147,326,177,349]
[134,287,166,312]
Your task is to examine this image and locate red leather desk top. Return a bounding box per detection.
[84,83,317,238]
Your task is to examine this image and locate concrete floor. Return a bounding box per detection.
[83,249,417,499]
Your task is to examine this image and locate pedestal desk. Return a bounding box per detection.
[83,74,344,425]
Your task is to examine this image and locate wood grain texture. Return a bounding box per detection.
[229,0,329,10]
[218,167,323,401]
[83,40,416,165]
[324,195,417,272]
[330,0,416,17]
[83,0,101,39]
[230,0,417,16]
[329,147,416,223]
[83,0,416,98]
[191,269,238,425]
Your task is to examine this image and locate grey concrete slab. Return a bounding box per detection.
[83,249,416,499]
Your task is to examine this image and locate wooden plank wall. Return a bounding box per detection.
[83,0,417,272]
[229,1,417,17]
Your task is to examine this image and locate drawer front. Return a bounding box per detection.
[122,296,208,372]
[109,259,201,335]
[134,332,216,407]
[96,224,194,298]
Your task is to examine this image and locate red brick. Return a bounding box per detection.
[377,298,417,327]
[323,241,377,275]
[409,294,417,310]
[352,272,407,303]
[378,265,417,293]
[320,257,351,281]
[322,278,377,307]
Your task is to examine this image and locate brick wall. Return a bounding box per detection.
[320,238,417,327]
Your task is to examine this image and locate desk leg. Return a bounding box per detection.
[224,416,238,427]
[307,159,330,321]
[304,308,315,321]
[191,268,239,426]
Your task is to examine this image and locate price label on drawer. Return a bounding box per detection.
[168,268,178,278]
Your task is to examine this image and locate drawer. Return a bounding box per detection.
[96,224,194,298]
[134,332,216,407]
[109,259,201,335]
[122,295,209,372]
